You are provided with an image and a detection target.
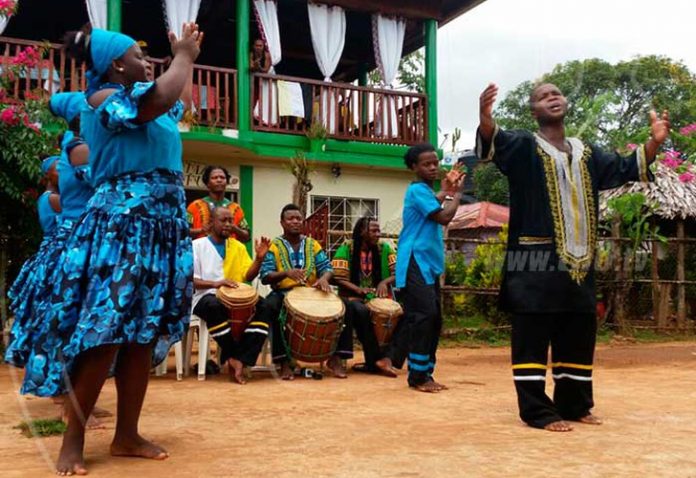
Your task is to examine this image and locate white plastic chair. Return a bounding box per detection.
[154,341,184,380]
[182,314,212,381]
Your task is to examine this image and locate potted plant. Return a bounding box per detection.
[305,121,328,154]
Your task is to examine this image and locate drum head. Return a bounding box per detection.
[367,298,403,316]
[216,283,258,305]
[284,287,344,321]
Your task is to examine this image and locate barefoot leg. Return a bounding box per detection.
[227,358,247,385]
[577,413,602,425]
[57,344,119,476]
[280,361,294,381]
[543,420,574,432]
[110,343,168,460]
[413,381,440,393]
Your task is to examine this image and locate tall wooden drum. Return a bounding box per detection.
[216,283,259,341]
[283,287,345,363]
[366,298,403,347]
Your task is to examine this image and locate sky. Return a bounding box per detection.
[437,0,696,150]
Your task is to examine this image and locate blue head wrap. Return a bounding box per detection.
[41,155,60,175]
[86,29,136,91]
[49,92,87,123]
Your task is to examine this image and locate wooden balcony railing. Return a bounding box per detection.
[3,35,426,144]
[1,36,237,129]
[251,72,428,145]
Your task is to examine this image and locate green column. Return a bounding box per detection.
[107,0,122,32]
[240,165,254,254]
[424,19,438,145]
[236,0,251,132]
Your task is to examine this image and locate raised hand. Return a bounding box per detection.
[254,236,271,259]
[442,164,465,194]
[169,22,203,62]
[650,110,670,145]
[479,83,499,142]
[479,83,499,121]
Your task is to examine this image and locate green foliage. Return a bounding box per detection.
[604,192,665,277]
[397,50,425,93]
[368,50,425,93]
[445,226,510,325]
[14,419,66,438]
[495,55,696,150]
[305,121,328,141]
[472,162,509,205]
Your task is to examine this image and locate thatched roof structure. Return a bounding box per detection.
[600,163,696,220]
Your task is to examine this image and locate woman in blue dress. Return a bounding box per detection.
[18,22,201,475]
[5,93,89,368]
[7,155,61,329]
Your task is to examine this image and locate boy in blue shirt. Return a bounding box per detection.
[395,144,464,392]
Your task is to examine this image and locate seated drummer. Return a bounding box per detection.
[256,203,353,380]
[192,207,271,384]
[331,216,400,377]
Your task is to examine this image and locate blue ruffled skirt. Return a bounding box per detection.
[6,219,77,368]
[7,227,59,326]
[10,169,193,397]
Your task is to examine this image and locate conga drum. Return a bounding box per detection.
[215,284,259,341]
[283,287,345,363]
[366,298,403,347]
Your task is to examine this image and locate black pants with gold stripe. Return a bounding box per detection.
[193,294,270,367]
[511,312,596,428]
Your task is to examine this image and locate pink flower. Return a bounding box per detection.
[679,124,696,136]
[11,46,41,68]
[0,0,16,16]
[625,143,638,151]
[678,172,695,183]
[662,158,681,169]
[0,106,20,126]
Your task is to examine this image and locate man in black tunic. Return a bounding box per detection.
[476,82,670,431]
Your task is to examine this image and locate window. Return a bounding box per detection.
[311,195,379,255]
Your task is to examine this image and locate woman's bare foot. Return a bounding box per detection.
[375,358,398,378]
[325,355,347,378]
[280,362,294,381]
[110,434,169,460]
[577,413,603,425]
[85,414,105,430]
[543,420,573,432]
[413,381,440,393]
[56,435,87,476]
[227,358,247,385]
[431,380,448,391]
[91,406,112,418]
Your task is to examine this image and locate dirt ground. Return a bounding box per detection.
[1,342,695,478]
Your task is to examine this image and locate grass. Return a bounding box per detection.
[14,419,66,438]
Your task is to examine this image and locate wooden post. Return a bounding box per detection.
[611,222,628,334]
[651,238,665,330]
[676,220,686,330]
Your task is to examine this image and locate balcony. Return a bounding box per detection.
[251,73,427,145]
[1,35,427,145]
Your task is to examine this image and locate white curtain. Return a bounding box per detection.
[252,0,281,125]
[308,3,346,133]
[164,0,202,38]
[253,0,281,70]
[85,0,106,29]
[373,14,406,138]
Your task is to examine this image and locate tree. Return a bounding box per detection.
[495,56,696,150]
[473,162,509,206]
[368,50,425,92]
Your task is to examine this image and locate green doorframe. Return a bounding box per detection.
[107,0,122,32]
[239,165,254,254]
[424,19,438,146]
[236,0,251,132]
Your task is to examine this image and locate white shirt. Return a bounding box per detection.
[192,237,226,310]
